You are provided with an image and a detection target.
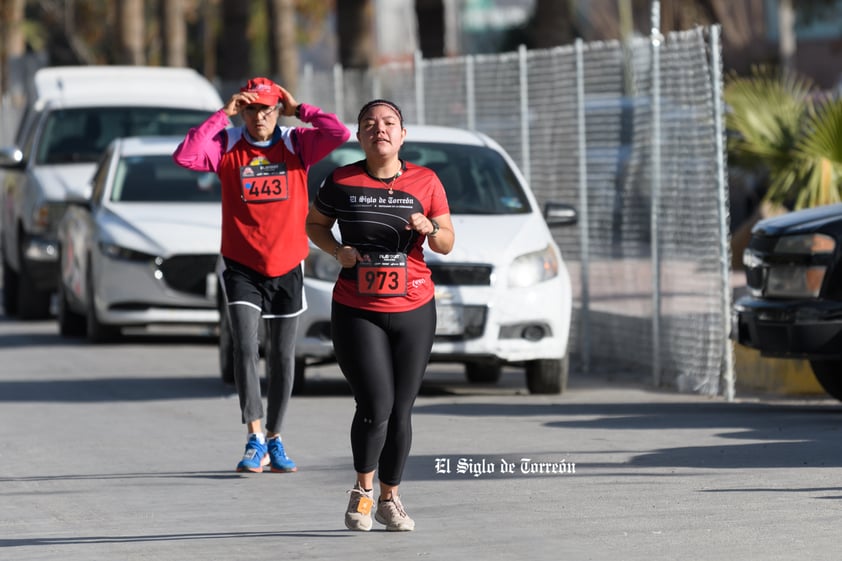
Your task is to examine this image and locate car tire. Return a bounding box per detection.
[85,265,119,343]
[809,360,842,402]
[2,253,19,316]
[16,245,51,319]
[465,362,502,384]
[57,280,86,337]
[525,356,569,394]
[293,357,306,395]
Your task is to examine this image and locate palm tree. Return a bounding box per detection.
[724,65,842,210]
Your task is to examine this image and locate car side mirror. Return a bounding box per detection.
[0,146,25,169]
[544,202,578,227]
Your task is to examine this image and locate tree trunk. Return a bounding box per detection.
[161,0,187,67]
[530,0,574,48]
[268,0,298,93]
[337,0,375,69]
[415,0,444,58]
[117,0,146,65]
[218,0,250,85]
[202,0,218,81]
[1,0,26,97]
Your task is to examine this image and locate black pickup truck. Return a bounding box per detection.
[732,203,842,401]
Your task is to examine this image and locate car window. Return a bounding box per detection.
[35,107,213,165]
[110,155,221,203]
[307,141,531,215]
[307,144,365,200]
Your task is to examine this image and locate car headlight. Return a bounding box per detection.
[757,234,835,298]
[305,246,341,281]
[98,242,158,263]
[30,201,67,234]
[742,248,763,269]
[508,244,559,288]
[766,265,827,298]
[774,233,835,254]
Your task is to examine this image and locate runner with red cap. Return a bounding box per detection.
[173,77,350,474]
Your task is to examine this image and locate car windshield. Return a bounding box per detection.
[307,141,531,215]
[36,107,213,165]
[110,155,221,203]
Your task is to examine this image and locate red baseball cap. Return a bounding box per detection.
[240,77,283,106]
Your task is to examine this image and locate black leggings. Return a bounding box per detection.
[331,299,436,486]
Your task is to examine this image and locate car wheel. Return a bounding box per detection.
[465,362,502,384]
[525,356,569,394]
[85,265,119,343]
[57,280,86,337]
[293,357,306,395]
[16,245,51,319]
[809,360,842,402]
[2,253,19,316]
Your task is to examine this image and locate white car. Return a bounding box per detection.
[0,65,223,319]
[57,136,222,342]
[296,125,578,394]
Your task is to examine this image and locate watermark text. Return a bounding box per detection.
[434,457,576,477]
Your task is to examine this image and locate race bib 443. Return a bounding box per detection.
[240,162,289,203]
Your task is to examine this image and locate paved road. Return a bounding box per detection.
[1,317,841,561]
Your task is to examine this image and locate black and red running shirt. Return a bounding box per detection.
[313,160,450,313]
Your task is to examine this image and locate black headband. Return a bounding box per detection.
[357,99,404,126]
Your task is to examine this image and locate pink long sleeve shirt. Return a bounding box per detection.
[173,104,350,277]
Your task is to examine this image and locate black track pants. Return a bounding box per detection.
[331,299,436,485]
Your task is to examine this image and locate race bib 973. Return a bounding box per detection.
[357,252,408,297]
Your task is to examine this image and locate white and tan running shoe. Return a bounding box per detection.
[345,483,374,531]
[375,495,415,531]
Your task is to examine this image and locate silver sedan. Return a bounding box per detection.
[57,136,222,342]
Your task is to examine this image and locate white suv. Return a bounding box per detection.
[0,65,223,318]
[297,125,578,394]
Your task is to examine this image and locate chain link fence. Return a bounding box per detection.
[1,24,732,397]
[299,25,732,397]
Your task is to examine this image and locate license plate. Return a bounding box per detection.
[436,304,463,335]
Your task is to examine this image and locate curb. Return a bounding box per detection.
[733,343,826,396]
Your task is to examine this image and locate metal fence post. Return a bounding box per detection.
[518,44,530,185]
[575,38,591,377]
[710,24,735,401]
[466,55,476,131]
[650,0,663,387]
[333,62,344,123]
[415,50,425,125]
[372,67,382,100]
[301,63,313,109]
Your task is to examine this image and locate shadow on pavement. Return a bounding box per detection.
[410,398,842,472]
[0,529,352,548]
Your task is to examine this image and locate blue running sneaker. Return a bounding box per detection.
[236,435,268,473]
[267,437,297,472]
